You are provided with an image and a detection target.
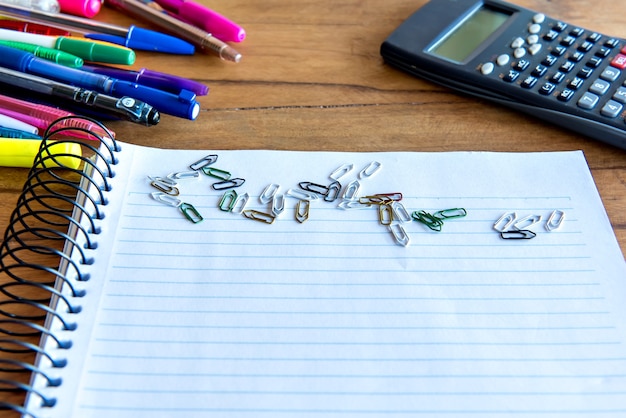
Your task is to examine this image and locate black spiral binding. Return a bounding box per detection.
[0,117,120,417]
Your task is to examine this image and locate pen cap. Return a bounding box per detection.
[55,37,135,65]
[58,0,102,17]
[0,138,82,169]
[85,26,194,55]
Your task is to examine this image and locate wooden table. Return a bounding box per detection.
[1,0,625,412]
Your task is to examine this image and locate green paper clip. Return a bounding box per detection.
[412,210,443,232]
[433,208,467,220]
[218,190,238,212]
[180,202,203,223]
[202,166,231,180]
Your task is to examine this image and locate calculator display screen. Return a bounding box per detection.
[430,6,511,63]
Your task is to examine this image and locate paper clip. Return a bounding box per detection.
[299,181,329,196]
[295,199,310,223]
[218,190,238,212]
[378,204,393,226]
[359,193,402,205]
[180,202,203,223]
[149,175,177,187]
[412,210,443,232]
[212,178,245,190]
[358,161,382,179]
[202,167,231,180]
[546,210,565,231]
[389,223,410,247]
[286,188,319,201]
[150,179,179,196]
[168,171,200,180]
[243,209,275,224]
[514,214,542,230]
[151,192,182,207]
[260,183,280,204]
[391,202,412,223]
[500,230,536,240]
[231,192,250,214]
[190,154,218,170]
[324,181,341,202]
[434,208,467,220]
[329,163,353,180]
[337,199,369,210]
[341,180,360,201]
[493,212,517,232]
[271,193,285,216]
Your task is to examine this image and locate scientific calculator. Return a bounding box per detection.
[380,0,626,150]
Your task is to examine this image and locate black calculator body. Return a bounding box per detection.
[380,0,626,150]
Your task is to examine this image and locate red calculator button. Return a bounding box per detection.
[611,54,626,69]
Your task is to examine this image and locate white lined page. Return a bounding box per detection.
[36,146,626,417]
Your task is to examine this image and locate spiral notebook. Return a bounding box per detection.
[2,128,626,418]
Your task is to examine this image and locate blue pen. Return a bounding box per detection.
[0,45,200,120]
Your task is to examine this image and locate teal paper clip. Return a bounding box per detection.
[218,190,238,212]
[180,202,203,223]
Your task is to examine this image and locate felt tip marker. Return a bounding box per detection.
[0,2,195,54]
[0,137,82,168]
[0,126,42,139]
[154,0,245,43]
[0,112,38,133]
[58,0,101,17]
[0,45,200,120]
[0,28,135,64]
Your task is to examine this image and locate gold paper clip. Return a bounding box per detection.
[378,204,393,226]
[295,199,310,223]
[243,209,276,224]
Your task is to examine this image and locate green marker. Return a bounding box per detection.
[0,40,84,68]
[0,28,135,65]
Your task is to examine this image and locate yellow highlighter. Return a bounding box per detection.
[0,138,82,169]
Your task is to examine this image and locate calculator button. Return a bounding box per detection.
[539,83,556,95]
[568,77,585,90]
[589,79,610,96]
[514,59,530,71]
[559,61,576,73]
[496,54,510,66]
[595,47,612,58]
[605,38,620,48]
[542,55,558,66]
[554,22,568,32]
[601,100,623,118]
[544,30,559,42]
[611,54,626,70]
[560,36,576,47]
[532,65,547,77]
[521,76,538,89]
[600,67,621,82]
[613,87,626,103]
[527,34,539,45]
[528,44,542,56]
[503,70,520,82]
[587,32,602,43]
[533,13,545,24]
[558,89,576,102]
[480,62,495,75]
[578,92,599,109]
[550,72,565,84]
[528,23,541,34]
[578,68,594,79]
[587,57,603,68]
[511,37,525,49]
[569,52,585,63]
[513,48,526,59]
[577,41,594,53]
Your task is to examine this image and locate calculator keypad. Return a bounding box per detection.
[479,12,626,126]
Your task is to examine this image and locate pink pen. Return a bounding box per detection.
[0,94,114,140]
[58,0,102,17]
[153,0,245,43]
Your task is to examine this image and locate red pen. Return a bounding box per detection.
[0,18,71,36]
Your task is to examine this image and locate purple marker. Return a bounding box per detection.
[153,0,245,43]
[81,64,209,96]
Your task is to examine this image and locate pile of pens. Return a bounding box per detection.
[0,0,245,147]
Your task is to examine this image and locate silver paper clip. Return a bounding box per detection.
[260,183,280,204]
[389,223,410,247]
[358,161,382,179]
[190,154,218,171]
[329,163,353,180]
[546,210,565,231]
